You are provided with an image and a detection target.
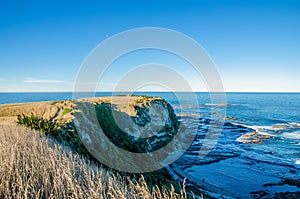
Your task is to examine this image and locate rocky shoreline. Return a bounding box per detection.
[170,113,300,198]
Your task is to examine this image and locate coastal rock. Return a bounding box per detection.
[236,131,274,144]
[272,124,290,130]
[223,116,239,121]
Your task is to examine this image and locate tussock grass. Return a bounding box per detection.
[0,124,187,199]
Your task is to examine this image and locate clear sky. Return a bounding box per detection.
[0,0,299,92]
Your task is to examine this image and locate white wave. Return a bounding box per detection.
[234,123,292,132]
[234,124,275,131]
[204,103,234,107]
[257,131,275,137]
[288,122,300,128]
[251,125,277,131]
[294,159,300,169]
[281,132,300,140]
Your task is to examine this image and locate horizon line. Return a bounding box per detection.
[1,91,300,93]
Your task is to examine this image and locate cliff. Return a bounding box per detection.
[0,95,182,173]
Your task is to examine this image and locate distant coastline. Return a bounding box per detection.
[1,91,300,105]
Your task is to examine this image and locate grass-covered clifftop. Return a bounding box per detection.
[0,95,191,198]
[0,124,188,199]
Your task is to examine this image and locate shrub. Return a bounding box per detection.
[17,113,60,136]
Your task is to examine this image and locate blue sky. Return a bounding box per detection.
[0,0,299,92]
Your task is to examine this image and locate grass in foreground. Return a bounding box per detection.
[0,124,188,199]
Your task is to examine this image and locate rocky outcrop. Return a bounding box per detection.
[236,131,274,144]
[90,97,180,153]
[71,96,184,173]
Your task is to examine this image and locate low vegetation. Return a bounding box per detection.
[61,108,72,117]
[134,95,154,103]
[17,113,60,136]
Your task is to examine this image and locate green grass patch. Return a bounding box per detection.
[61,108,72,117]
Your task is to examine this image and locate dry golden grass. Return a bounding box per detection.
[0,124,187,199]
[0,96,159,124]
[0,102,59,120]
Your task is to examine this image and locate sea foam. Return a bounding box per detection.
[281,132,300,140]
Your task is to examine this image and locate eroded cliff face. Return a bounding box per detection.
[72,96,183,172]
[91,97,180,153]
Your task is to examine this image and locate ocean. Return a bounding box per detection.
[1,92,299,197]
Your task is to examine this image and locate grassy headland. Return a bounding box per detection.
[0,96,193,198]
